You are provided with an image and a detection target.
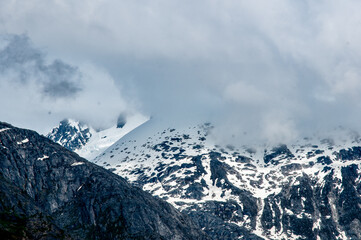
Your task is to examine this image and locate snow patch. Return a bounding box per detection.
[71,162,85,166]
[77,184,84,191]
[0,128,10,133]
[17,138,29,144]
[37,155,49,161]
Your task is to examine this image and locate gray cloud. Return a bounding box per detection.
[41,60,81,98]
[0,34,130,133]
[0,34,82,98]
[1,1,361,143]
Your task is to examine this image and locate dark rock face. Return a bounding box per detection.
[335,147,361,160]
[0,175,69,240]
[259,166,361,240]
[0,122,208,239]
[261,175,316,239]
[317,156,332,165]
[47,119,91,151]
[263,144,295,165]
[117,114,127,128]
[184,201,263,240]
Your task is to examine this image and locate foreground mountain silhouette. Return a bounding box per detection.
[0,121,209,239]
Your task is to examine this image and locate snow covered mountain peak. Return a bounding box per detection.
[93,120,361,239]
[47,113,149,160]
[47,118,92,151]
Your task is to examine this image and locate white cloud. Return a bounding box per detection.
[224,81,266,104]
[261,111,298,144]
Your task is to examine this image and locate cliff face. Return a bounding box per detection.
[0,122,208,240]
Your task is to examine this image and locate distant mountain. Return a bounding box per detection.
[94,119,361,240]
[46,119,92,151]
[47,113,148,160]
[0,121,209,239]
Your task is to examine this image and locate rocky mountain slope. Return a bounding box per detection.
[0,121,208,239]
[93,120,361,240]
[47,113,148,160]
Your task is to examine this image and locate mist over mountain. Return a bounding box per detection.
[2,1,361,142]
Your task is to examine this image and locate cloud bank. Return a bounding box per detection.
[1,1,361,143]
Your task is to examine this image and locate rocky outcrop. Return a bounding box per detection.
[0,122,209,239]
[47,119,91,151]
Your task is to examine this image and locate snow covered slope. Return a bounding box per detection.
[47,113,148,160]
[94,119,361,240]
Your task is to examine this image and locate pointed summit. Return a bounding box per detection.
[47,119,92,151]
[47,113,149,160]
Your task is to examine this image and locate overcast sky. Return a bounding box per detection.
[1,0,361,143]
